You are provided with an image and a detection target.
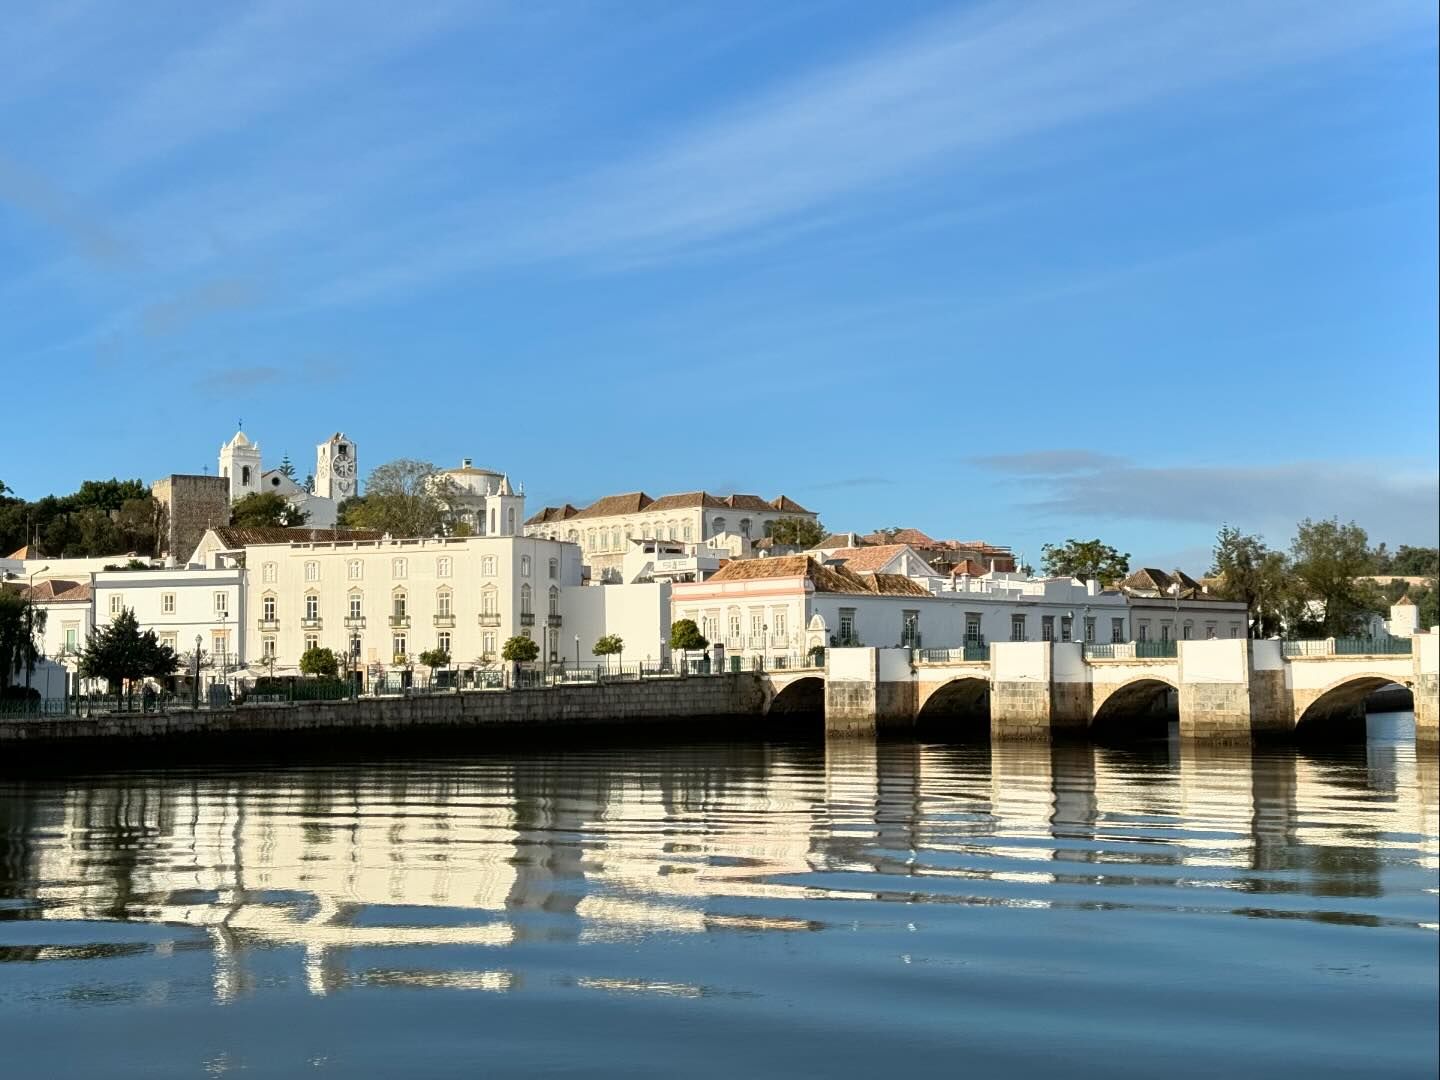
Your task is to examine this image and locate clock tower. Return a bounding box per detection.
[315,432,358,501]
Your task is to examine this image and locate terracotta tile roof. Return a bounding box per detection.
[645,491,721,513]
[861,528,936,547]
[948,559,989,577]
[720,493,773,511]
[22,579,91,602]
[815,532,866,549]
[769,495,811,514]
[571,492,654,519]
[707,555,929,596]
[1120,567,1214,599]
[825,544,916,573]
[210,526,384,548]
[524,504,579,526]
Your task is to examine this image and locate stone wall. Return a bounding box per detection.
[1413,673,1437,747]
[1178,682,1253,743]
[0,674,768,760]
[152,474,231,562]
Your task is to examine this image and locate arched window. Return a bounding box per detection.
[548,557,558,580]
[241,465,252,485]
[588,529,597,549]
[567,529,578,543]
[520,555,531,577]
[548,586,559,616]
[713,517,726,536]
[520,584,532,615]
[347,559,362,580]
[611,527,621,549]
[304,560,319,582]
[739,518,750,538]
[507,507,516,534]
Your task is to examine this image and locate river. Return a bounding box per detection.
[0,715,1435,1078]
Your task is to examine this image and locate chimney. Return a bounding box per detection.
[461,457,472,469]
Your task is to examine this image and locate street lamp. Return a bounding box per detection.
[574,634,580,670]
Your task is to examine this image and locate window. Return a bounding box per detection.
[1160,623,1171,643]
[683,524,693,541]
[159,632,177,653]
[611,528,621,549]
[437,556,452,578]
[1111,618,1125,644]
[304,561,319,582]
[740,518,751,538]
[1041,615,1054,641]
[437,590,452,617]
[109,594,124,616]
[263,595,277,621]
[490,508,497,535]
[1182,621,1193,640]
[548,557,558,580]
[965,613,982,642]
[521,555,531,577]
[350,634,362,658]
[262,636,276,659]
[839,608,856,643]
[548,586,559,616]
[161,592,175,614]
[262,562,277,583]
[1229,625,1240,639]
[393,591,408,619]
[481,556,496,577]
[901,610,920,648]
[304,633,319,652]
[305,594,319,620]
[241,465,252,486]
[713,517,726,536]
[507,508,516,534]
[393,635,408,659]
[481,587,497,616]
[1205,623,1216,639]
[214,591,229,618]
[437,631,451,655]
[1138,622,1150,642]
[1010,614,1027,642]
[482,632,496,656]
[392,558,408,579]
[347,560,363,581]
[728,610,742,642]
[1084,616,1096,643]
[65,626,78,650]
[773,611,787,640]
[213,631,229,657]
[1060,615,1072,643]
[520,584,532,615]
[349,592,362,619]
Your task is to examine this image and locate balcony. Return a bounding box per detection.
[546,613,562,628]
[433,614,456,628]
[344,615,366,629]
[388,615,411,629]
[257,618,280,632]
[478,613,501,627]
[301,617,323,630]
[519,612,535,627]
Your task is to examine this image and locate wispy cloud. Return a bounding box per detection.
[974,452,1440,545]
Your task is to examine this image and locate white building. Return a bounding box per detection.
[619,537,725,584]
[429,459,526,537]
[220,429,359,529]
[92,567,248,677]
[237,534,582,682]
[23,578,94,675]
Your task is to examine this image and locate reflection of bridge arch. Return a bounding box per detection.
[767,676,824,719]
[1295,672,1411,741]
[915,677,990,738]
[1091,676,1177,736]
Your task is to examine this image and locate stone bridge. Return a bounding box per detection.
[762,635,1438,744]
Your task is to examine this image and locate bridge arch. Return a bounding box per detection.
[766,676,825,721]
[915,676,990,740]
[1091,675,1178,739]
[1294,672,1413,741]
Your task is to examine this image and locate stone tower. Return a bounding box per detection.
[219,430,262,502]
[315,432,358,501]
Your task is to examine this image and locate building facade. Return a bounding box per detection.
[428,459,526,537]
[92,567,248,678]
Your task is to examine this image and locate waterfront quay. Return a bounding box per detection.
[3,635,1434,762]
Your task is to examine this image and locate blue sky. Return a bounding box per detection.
[2,0,1436,569]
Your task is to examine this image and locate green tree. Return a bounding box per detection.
[1289,518,1375,636]
[769,517,826,547]
[1041,538,1130,584]
[341,459,451,537]
[78,608,178,705]
[299,646,339,678]
[418,648,450,678]
[1210,525,1291,637]
[669,619,707,668]
[0,589,46,694]
[592,634,624,656]
[501,635,539,663]
[232,491,308,528]
[278,455,297,481]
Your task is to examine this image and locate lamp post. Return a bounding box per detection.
[24,565,49,700]
[574,634,580,671]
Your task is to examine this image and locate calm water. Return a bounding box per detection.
[1,718,1436,1078]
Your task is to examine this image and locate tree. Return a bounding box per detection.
[299,646,339,678]
[501,635,539,663]
[1210,525,1288,637]
[592,634,623,670]
[232,491,308,528]
[669,619,707,668]
[78,609,178,705]
[1290,518,1374,637]
[0,590,46,694]
[1370,544,1439,576]
[418,648,450,678]
[1041,538,1130,584]
[769,517,826,547]
[278,455,297,481]
[340,459,450,537]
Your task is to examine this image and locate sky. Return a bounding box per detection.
[1,0,1437,570]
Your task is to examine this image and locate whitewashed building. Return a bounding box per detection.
[23,578,94,675]
[92,567,248,676]
[428,459,526,537]
[238,535,583,681]
[219,429,359,529]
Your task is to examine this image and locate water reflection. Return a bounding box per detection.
[0,736,1435,1009]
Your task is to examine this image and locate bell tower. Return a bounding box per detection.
[219,429,262,502]
[315,432,358,501]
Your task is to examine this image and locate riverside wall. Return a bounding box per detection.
[0,675,769,762]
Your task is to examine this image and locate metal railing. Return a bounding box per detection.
[388,615,410,628]
[1082,641,1177,659]
[433,614,455,627]
[478,613,501,627]
[1284,636,1412,657]
[344,615,366,628]
[913,640,987,664]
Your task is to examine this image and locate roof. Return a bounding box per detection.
[524,504,579,526]
[208,526,384,548]
[770,496,811,514]
[824,544,917,573]
[572,492,654,519]
[861,528,936,548]
[7,545,34,559]
[1394,593,1417,606]
[707,555,929,596]
[567,490,816,521]
[948,559,989,577]
[22,579,91,603]
[1120,567,1215,599]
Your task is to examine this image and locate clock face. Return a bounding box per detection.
[334,459,354,478]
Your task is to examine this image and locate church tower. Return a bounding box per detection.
[315,432,358,501]
[485,473,526,536]
[219,429,262,502]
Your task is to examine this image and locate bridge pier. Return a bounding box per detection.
[1416,633,1438,748]
[823,648,916,737]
